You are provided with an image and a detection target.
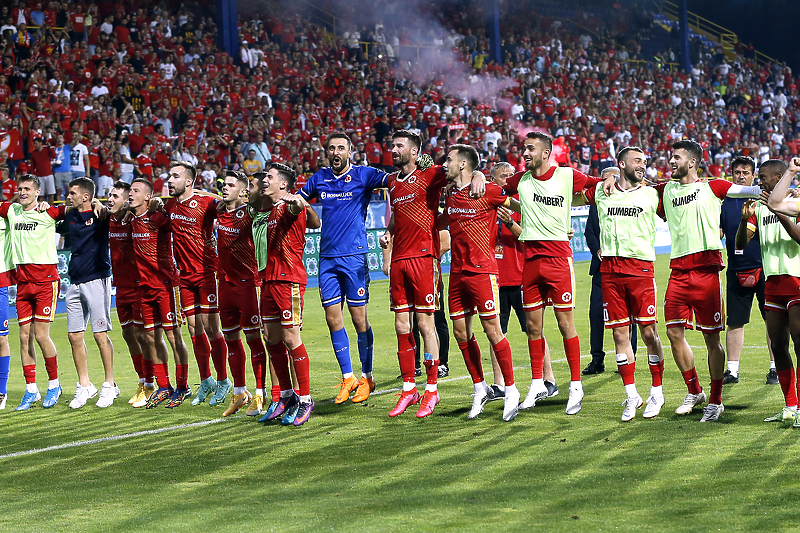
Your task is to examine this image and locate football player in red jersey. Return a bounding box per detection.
[259,163,321,426]
[382,130,483,418]
[163,161,231,407]
[129,178,192,408]
[216,170,269,417]
[438,145,521,422]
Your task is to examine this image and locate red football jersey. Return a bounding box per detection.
[217,205,258,284]
[445,182,507,274]
[265,201,307,284]
[130,211,179,288]
[108,213,140,288]
[164,192,219,284]
[388,165,447,261]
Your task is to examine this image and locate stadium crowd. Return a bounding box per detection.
[0,0,799,426]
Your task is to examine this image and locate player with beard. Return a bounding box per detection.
[129,178,192,408]
[298,133,384,405]
[215,171,269,417]
[738,159,800,426]
[502,132,603,416]
[107,181,162,407]
[381,130,484,417]
[163,162,231,408]
[438,144,520,421]
[602,140,759,421]
[260,164,321,426]
[579,147,667,421]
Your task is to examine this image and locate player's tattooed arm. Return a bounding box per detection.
[735,199,757,251]
[767,157,800,216]
[469,170,486,198]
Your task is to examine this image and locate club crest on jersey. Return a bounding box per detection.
[714,312,721,322]
[43,306,51,314]
[2,320,7,328]
[166,312,175,321]
[484,300,495,310]
[344,175,352,183]
[407,174,417,184]
[647,305,656,315]
[189,200,198,209]
[357,287,366,297]
[236,210,245,219]
[282,310,292,320]
[426,293,434,304]
[207,294,217,303]
[562,292,572,302]
[96,318,106,328]
[251,315,259,325]
[85,218,94,226]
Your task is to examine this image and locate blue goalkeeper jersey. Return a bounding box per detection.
[300,165,387,258]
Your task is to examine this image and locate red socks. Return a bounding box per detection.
[176,363,188,389]
[267,342,292,391]
[458,336,483,384]
[247,337,267,390]
[423,358,437,385]
[22,364,35,384]
[191,334,212,380]
[143,357,155,383]
[397,332,416,383]
[154,363,171,389]
[649,358,664,387]
[778,368,798,408]
[564,336,581,382]
[709,378,723,405]
[528,338,545,379]
[618,360,636,386]
[226,338,247,388]
[492,338,515,386]
[209,336,228,381]
[131,353,144,379]
[681,367,702,395]
[44,356,58,381]
[290,344,310,397]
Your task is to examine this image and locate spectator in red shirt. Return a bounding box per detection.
[29,138,56,201]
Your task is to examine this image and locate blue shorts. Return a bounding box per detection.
[0,287,8,336]
[319,255,370,308]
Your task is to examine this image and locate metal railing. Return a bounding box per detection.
[661,0,776,68]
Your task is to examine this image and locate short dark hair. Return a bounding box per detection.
[392,130,422,151]
[169,161,197,183]
[131,177,153,194]
[327,132,352,149]
[672,140,703,164]
[252,170,267,183]
[225,169,249,187]
[112,180,131,192]
[731,155,756,174]
[17,174,41,190]
[69,176,96,199]
[617,146,645,163]
[759,159,788,175]
[525,131,553,152]
[449,144,480,172]
[270,162,296,189]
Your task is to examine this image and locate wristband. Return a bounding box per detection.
[504,219,514,229]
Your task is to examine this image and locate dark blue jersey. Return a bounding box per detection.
[66,209,111,284]
[720,196,762,272]
[300,165,387,258]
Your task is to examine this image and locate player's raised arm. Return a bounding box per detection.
[735,199,757,251]
[767,157,800,216]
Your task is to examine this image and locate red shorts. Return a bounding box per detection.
[765,275,800,313]
[261,281,305,329]
[448,272,500,320]
[115,285,143,329]
[218,281,262,333]
[140,284,182,331]
[16,280,59,325]
[664,269,724,332]
[390,256,440,313]
[522,256,575,312]
[180,276,218,316]
[602,274,657,328]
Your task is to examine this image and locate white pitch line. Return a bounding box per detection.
[0,418,225,460]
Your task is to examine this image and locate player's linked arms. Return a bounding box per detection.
[600,167,620,195]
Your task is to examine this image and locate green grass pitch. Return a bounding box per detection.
[0,257,797,532]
